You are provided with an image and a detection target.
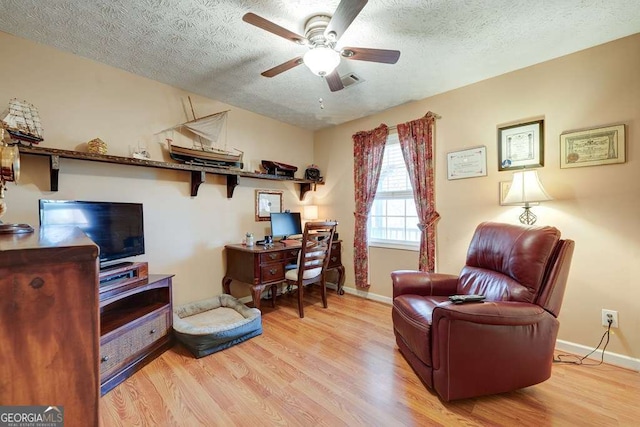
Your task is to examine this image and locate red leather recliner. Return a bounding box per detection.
[391,221,575,401]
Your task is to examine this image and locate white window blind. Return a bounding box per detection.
[369,133,420,249]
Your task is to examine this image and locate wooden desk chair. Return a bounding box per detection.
[282,221,337,318]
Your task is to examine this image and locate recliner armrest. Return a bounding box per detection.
[391,270,459,299]
[432,301,546,326]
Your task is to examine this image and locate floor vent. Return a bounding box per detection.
[341,73,364,88]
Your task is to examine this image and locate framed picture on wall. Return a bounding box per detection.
[498,119,544,171]
[499,181,521,205]
[446,146,487,180]
[255,190,283,221]
[560,124,626,168]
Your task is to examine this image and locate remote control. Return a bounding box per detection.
[448,294,486,304]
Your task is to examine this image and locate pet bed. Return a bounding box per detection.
[173,294,262,358]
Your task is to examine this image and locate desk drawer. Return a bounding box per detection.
[328,244,341,268]
[282,249,299,263]
[260,263,285,283]
[100,308,170,379]
[260,251,284,263]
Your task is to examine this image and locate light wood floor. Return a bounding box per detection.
[100,291,640,426]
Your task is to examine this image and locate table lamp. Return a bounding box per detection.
[303,205,319,221]
[502,170,552,225]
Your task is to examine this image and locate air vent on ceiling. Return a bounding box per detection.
[340,73,364,89]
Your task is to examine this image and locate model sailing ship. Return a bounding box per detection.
[160,101,243,169]
[1,99,44,145]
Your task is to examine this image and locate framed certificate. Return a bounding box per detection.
[560,124,625,168]
[447,146,487,180]
[498,119,544,171]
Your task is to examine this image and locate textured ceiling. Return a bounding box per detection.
[1,0,639,131]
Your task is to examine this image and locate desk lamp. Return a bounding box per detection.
[303,205,319,221]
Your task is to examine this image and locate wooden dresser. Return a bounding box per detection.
[0,227,100,426]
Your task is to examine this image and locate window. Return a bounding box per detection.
[369,133,420,249]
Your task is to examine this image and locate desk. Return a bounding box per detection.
[223,240,344,310]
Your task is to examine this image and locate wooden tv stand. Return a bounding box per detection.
[99,262,174,395]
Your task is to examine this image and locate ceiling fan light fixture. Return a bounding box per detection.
[303,46,340,76]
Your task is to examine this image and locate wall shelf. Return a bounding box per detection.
[18,146,322,200]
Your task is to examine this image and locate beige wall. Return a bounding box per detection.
[314,33,640,359]
[0,32,314,305]
[3,29,639,360]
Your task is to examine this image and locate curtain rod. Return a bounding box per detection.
[387,113,442,131]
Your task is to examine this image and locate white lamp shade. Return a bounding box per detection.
[303,46,340,76]
[503,170,552,205]
[303,205,318,220]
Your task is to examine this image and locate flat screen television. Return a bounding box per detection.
[270,212,302,240]
[39,199,145,266]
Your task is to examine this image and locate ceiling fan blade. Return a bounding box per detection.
[341,47,400,64]
[261,56,304,78]
[325,70,344,92]
[324,0,368,42]
[243,13,307,44]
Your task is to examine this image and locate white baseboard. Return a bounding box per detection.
[243,286,640,372]
[241,284,394,305]
[341,288,639,372]
[555,339,640,371]
[342,286,393,305]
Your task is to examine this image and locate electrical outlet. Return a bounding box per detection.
[601,309,619,328]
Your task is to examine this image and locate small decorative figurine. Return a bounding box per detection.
[304,164,322,181]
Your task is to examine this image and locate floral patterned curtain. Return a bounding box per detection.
[397,113,440,272]
[352,124,389,288]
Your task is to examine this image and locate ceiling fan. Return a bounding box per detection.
[243,0,400,92]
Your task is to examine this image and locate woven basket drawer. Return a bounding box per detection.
[100,310,169,378]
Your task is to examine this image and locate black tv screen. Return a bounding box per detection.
[39,200,144,264]
[270,212,302,239]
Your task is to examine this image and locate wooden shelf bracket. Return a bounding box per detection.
[299,182,317,200]
[226,175,240,198]
[50,154,60,192]
[190,171,206,197]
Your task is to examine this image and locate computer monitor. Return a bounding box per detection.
[270,212,302,240]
